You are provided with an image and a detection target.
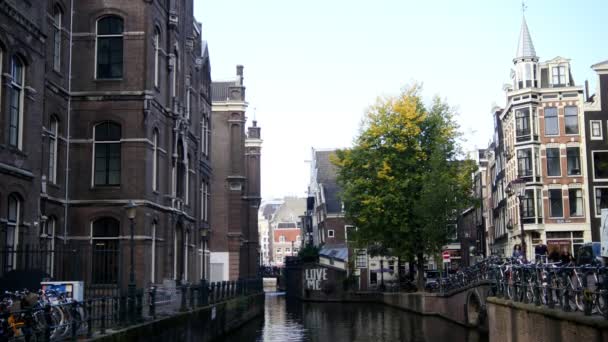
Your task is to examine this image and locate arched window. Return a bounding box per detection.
[53,5,62,72]
[152,129,159,191]
[92,217,119,284]
[94,122,121,186]
[153,28,160,88]
[96,16,124,79]
[48,116,59,183]
[9,56,25,148]
[41,216,56,276]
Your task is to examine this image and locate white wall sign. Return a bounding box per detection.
[305,268,327,290]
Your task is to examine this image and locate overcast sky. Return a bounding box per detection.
[195,0,608,200]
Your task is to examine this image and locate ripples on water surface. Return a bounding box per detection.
[223,292,488,342]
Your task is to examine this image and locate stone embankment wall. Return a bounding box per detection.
[89,293,264,342]
[487,297,608,342]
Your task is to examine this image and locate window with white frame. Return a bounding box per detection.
[152,129,158,191]
[96,16,123,79]
[546,148,561,177]
[595,187,608,217]
[93,122,121,186]
[544,107,559,136]
[279,235,285,243]
[355,249,367,268]
[569,189,584,217]
[590,121,603,140]
[566,147,581,176]
[53,6,62,72]
[549,189,563,218]
[48,116,58,183]
[153,28,160,88]
[328,229,335,238]
[593,151,608,180]
[552,65,566,86]
[276,248,282,254]
[9,56,25,149]
[564,106,578,134]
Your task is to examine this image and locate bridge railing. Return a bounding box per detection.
[439,257,608,319]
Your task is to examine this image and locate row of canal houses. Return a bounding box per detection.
[460,16,608,264]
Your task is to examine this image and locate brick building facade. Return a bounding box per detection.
[209,66,261,281]
[0,0,212,292]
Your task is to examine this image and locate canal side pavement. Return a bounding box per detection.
[86,293,264,342]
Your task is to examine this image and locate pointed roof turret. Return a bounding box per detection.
[514,16,537,61]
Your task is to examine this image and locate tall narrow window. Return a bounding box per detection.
[96,16,124,79]
[515,108,530,139]
[552,65,566,86]
[185,154,190,205]
[200,183,205,221]
[151,222,156,284]
[596,188,608,216]
[185,85,191,119]
[53,6,62,72]
[591,121,603,140]
[153,28,160,88]
[48,117,58,183]
[6,195,21,271]
[517,149,532,177]
[9,56,25,148]
[205,117,210,156]
[544,107,558,136]
[567,147,581,176]
[172,50,178,97]
[564,106,578,134]
[522,189,535,218]
[546,148,561,177]
[94,122,121,186]
[41,217,56,276]
[549,189,563,218]
[176,142,184,198]
[569,189,583,217]
[92,218,119,284]
[205,182,209,221]
[152,130,158,191]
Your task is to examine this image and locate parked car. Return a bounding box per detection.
[576,242,605,266]
[424,270,441,292]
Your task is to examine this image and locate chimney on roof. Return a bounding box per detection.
[236,65,244,85]
[585,80,590,102]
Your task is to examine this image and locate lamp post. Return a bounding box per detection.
[125,200,137,322]
[508,179,527,262]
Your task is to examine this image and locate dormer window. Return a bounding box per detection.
[552,65,566,86]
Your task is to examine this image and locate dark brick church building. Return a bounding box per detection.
[0,0,218,292]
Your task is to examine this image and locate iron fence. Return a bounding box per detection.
[429,256,608,319]
[1,278,263,341]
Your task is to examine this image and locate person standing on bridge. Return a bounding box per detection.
[512,244,523,260]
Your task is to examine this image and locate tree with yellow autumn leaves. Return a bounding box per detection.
[333,84,477,289]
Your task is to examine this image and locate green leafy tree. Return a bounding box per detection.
[333,84,477,289]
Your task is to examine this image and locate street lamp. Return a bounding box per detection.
[508,179,527,261]
[124,200,137,322]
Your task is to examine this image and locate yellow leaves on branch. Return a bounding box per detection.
[377,160,394,181]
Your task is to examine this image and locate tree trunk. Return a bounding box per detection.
[416,253,425,291]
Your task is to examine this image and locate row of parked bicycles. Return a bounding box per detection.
[492,257,608,314]
[0,289,87,341]
[428,256,608,315]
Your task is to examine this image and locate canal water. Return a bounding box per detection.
[223,292,488,342]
